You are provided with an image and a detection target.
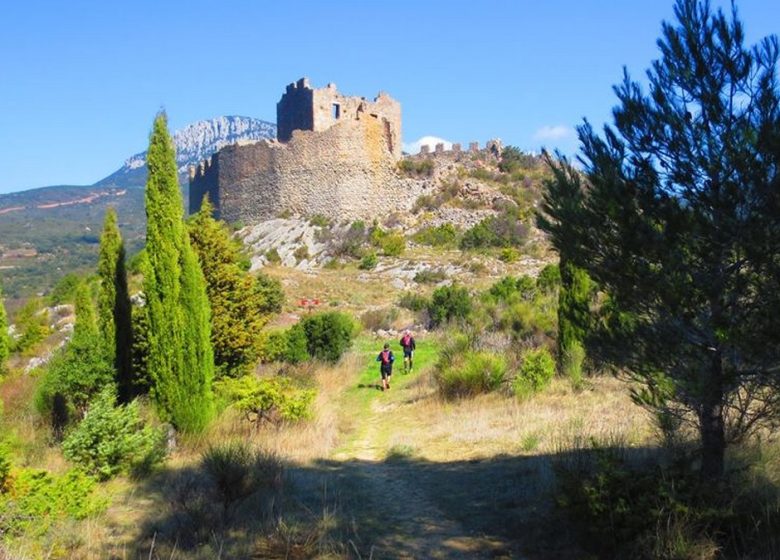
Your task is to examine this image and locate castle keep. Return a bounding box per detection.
[189,78,408,223]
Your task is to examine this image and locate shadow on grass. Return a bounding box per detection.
[109,445,675,560]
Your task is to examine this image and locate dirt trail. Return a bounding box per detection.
[332,383,516,559]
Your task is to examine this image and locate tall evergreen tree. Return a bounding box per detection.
[143,112,214,433]
[188,197,274,377]
[97,208,134,402]
[0,281,9,374]
[539,0,780,478]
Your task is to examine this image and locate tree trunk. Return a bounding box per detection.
[699,351,726,479]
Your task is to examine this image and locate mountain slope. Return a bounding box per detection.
[96,116,276,188]
[0,116,276,298]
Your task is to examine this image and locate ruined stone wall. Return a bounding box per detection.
[190,116,421,224]
[276,79,402,158]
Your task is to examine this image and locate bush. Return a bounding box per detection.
[358,251,378,270]
[399,292,430,312]
[436,351,506,398]
[0,467,106,536]
[513,347,555,399]
[0,442,10,491]
[61,388,166,480]
[413,269,447,284]
[333,220,367,258]
[428,285,472,327]
[254,272,285,315]
[561,340,586,389]
[370,227,405,257]
[216,375,315,426]
[398,158,434,177]
[47,273,82,305]
[459,212,529,250]
[293,245,309,263]
[256,325,309,364]
[536,264,561,293]
[308,214,331,227]
[300,311,355,363]
[265,248,282,265]
[11,298,50,355]
[360,307,399,331]
[413,224,458,246]
[499,247,520,262]
[202,441,283,516]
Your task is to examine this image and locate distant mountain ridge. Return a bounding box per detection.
[96,115,277,188]
[0,115,277,297]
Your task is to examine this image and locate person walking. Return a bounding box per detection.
[376,343,395,391]
[399,330,416,374]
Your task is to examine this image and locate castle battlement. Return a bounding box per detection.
[413,139,503,159]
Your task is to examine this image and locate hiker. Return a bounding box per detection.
[399,330,416,374]
[376,343,395,391]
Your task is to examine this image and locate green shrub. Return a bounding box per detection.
[254,272,285,315]
[334,220,367,258]
[47,273,82,305]
[536,264,561,293]
[256,324,309,364]
[293,245,309,262]
[61,388,165,480]
[202,441,283,515]
[398,292,430,312]
[398,158,434,177]
[11,298,50,355]
[0,467,106,536]
[562,340,586,389]
[380,233,405,256]
[0,442,11,491]
[499,247,520,262]
[513,347,555,399]
[358,251,378,270]
[216,375,315,425]
[360,307,399,331]
[300,311,355,363]
[428,285,472,327]
[265,248,282,265]
[308,214,331,227]
[436,351,506,398]
[412,194,437,213]
[284,324,310,364]
[413,224,458,246]
[459,212,529,250]
[414,269,447,284]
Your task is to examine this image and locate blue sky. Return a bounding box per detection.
[0,0,777,194]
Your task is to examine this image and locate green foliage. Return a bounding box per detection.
[254,272,284,315]
[428,284,472,327]
[360,307,399,331]
[557,262,593,375]
[265,247,282,265]
[46,273,82,305]
[0,283,8,374]
[0,442,10,491]
[369,226,405,257]
[11,297,50,355]
[189,197,279,378]
[36,284,114,433]
[334,220,368,259]
[202,441,283,515]
[216,375,315,425]
[398,158,434,177]
[398,292,430,312]
[538,0,780,477]
[143,112,214,434]
[61,388,165,480]
[412,223,458,247]
[308,214,331,227]
[130,302,151,394]
[299,311,355,363]
[413,269,447,284]
[97,207,134,403]
[562,340,586,389]
[498,247,520,263]
[0,466,106,536]
[358,251,378,270]
[459,211,529,250]
[435,350,506,398]
[536,264,561,293]
[293,244,309,262]
[498,145,535,173]
[556,448,780,559]
[255,326,308,365]
[513,347,555,399]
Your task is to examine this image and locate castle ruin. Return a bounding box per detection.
[189,78,407,223]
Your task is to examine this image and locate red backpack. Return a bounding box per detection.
[381,350,391,364]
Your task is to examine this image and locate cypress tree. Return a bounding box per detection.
[143,112,214,433]
[0,281,8,374]
[97,208,134,402]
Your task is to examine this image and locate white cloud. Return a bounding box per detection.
[533,125,576,142]
[403,135,453,155]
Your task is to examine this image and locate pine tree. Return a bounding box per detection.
[97,208,134,402]
[143,112,214,433]
[0,281,9,374]
[557,262,592,386]
[188,197,274,377]
[539,0,780,478]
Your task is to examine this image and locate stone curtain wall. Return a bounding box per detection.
[190,117,422,224]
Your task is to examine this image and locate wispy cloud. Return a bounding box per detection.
[533,125,576,142]
[403,135,453,155]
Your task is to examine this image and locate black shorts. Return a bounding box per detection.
[403,349,413,358]
[380,365,393,379]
